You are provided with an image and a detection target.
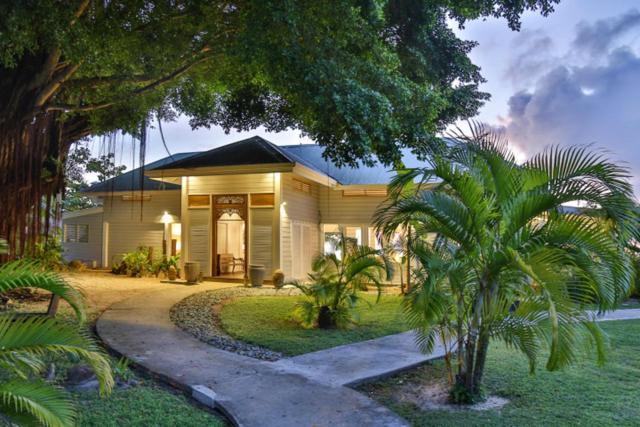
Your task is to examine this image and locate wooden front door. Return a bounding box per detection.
[211,194,248,278]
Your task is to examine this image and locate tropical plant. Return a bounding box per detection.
[291,234,393,329]
[0,260,114,426]
[375,124,637,403]
[25,231,65,271]
[152,255,181,278]
[120,246,154,277]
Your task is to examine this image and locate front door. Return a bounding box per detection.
[212,194,248,278]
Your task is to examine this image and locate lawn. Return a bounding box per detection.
[75,383,226,427]
[220,294,408,355]
[358,319,640,426]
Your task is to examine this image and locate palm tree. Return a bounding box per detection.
[0,258,114,426]
[374,125,637,403]
[292,234,393,328]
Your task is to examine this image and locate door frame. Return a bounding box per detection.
[211,194,248,279]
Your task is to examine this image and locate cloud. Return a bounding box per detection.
[504,30,556,86]
[503,47,640,194]
[572,9,640,57]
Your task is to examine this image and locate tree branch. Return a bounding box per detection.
[35,64,81,108]
[47,54,213,113]
[71,0,91,26]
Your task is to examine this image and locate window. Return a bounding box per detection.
[345,226,362,246]
[323,224,341,256]
[292,178,311,194]
[250,193,275,206]
[64,224,89,243]
[188,195,210,208]
[342,188,387,197]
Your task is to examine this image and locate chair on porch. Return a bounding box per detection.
[231,257,244,273]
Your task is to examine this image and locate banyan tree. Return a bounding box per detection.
[0,0,558,257]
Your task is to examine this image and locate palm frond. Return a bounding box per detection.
[0,316,114,395]
[0,380,75,427]
[0,261,85,321]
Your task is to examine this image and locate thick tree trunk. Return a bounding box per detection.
[0,52,89,259]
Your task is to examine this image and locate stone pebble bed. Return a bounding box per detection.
[170,287,300,361]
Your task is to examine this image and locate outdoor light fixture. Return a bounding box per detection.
[156,211,178,258]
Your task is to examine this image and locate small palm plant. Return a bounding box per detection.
[0,255,114,426]
[292,234,393,329]
[375,124,637,403]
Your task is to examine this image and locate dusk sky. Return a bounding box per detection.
[92,0,640,196]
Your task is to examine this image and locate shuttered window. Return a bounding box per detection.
[342,188,387,197]
[64,224,89,243]
[292,178,311,194]
[291,221,318,279]
[250,208,273,272]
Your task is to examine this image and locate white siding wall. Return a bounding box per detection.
[318,187,386,224]
[280,173,321,279]
[187,173,276,195]
[101,190,181,266]
[62,213,103,266]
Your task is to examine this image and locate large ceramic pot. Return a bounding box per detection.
[184,262,200,284]
[248,264,266,287]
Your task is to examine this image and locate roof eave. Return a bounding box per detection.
[145,162,295,178]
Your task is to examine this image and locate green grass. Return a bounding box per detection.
[359,319,640,426]
[220,294,408,355]
[75,383,226,426]
[619,299,640,309]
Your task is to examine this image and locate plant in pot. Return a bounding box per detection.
[167,265,178,281]
[272,269,285,289]
[152,255,181,279]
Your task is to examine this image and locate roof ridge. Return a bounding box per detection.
[259,137,297,163]
[279,143,320,148]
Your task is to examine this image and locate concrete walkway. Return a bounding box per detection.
[593,308,640,322]
[97,286,640,427]
[97,285,433,427]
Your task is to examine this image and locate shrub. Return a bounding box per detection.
[152,254,181,278]
[272,269,285,289]
[291,234,393,329]
[68,259,87,271]
[25,231,64,270]
[120,247,153,277]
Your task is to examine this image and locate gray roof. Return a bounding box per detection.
[83,152,198,193]
[279,144,425,185]
[151,136,428,185]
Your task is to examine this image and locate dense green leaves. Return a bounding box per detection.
[291,234,393,328]
[375,124,636,399]
[1,0,558,166]
[0,262,114,426]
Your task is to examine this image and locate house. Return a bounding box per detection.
[62,136,429,281]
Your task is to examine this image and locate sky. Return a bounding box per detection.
[91,0,640,196]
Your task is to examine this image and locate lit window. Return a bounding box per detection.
[345,226,362,246]
[323,224,341,257]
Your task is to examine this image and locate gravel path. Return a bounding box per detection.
[170,287,301,361]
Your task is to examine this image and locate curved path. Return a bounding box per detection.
[97,285,429,427]
[97,285,640,427]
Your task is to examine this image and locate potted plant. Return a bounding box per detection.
[272,269,285,289]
